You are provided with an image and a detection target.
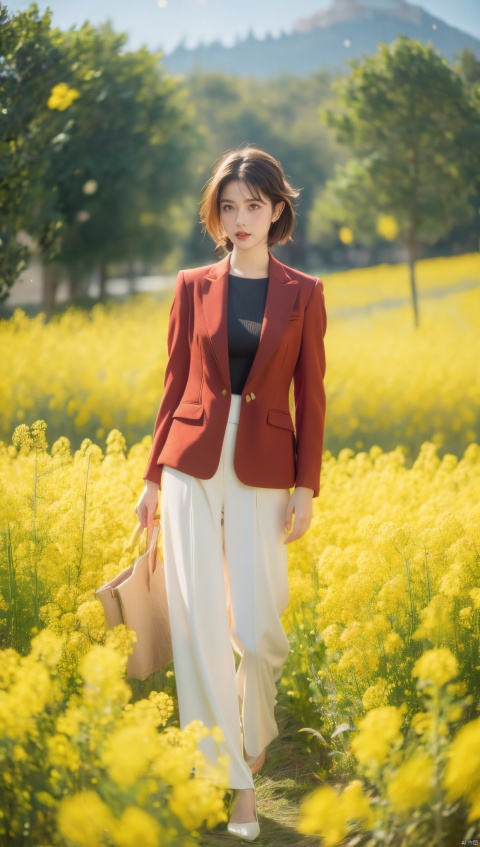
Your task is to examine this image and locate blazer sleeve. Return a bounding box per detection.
[143,270,190,487]
[293,278,327,498]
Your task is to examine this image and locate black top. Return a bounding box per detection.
[227,273,269,394]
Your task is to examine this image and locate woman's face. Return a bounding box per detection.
[219,179,285,252]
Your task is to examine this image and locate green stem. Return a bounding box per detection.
[377,629,388,673]
[423,544,432,605]
[351,666,364,713]
[452,597,459,654]
[32,448,39,629]
[33,448,38,545]
[77,453,91,580]
[6,524,18,650]
[404,554,416,636]
[431,689,444,846]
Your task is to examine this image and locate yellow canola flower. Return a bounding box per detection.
[101,723,158,789]
[122,690,174,727]
[443,715,480,815]
[470,588,480,609]
[47,82,80,111]
[168,777,229,831]
[30,419,48,450]
[376,214,399,240]
[79,644,130,708]
[340,780,375,827]
[11,423,32,452]
[0,656,53,739]
[412,647,459,688]
[47,731,82,773]
[299,780,374,846]
[412,595,456,645]
[338,226,354,244]
[151,721,228,792]
[298,784,349,846]
[29,628,63,669]
[361,678,390,710]
[12,744,28,762]
[105,625,138,658]
[386,753,435,812]
[57,790,116,847]
[76,599,107,642]
[466,786,480,824]
[111,806,162,847]
[350,704,406,768]
[410,711,434,737]
[55,705,83,738]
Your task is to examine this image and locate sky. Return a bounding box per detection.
[4,0,480,53]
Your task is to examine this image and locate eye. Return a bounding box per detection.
[250,203,260,210]
[221,204,233,211]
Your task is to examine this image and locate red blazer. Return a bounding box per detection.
[143,249,327,497]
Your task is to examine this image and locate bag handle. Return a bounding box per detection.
[146,519,161,585]
[126,514,161,554]
[125,515,161,589]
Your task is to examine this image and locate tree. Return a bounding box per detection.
[0,2,66,305]
[457,47,480,92]
[178,69,337,270]
[43,21,200,303]
[0,3,200,314]
[322,37,480,326]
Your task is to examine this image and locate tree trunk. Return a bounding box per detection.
[42,261,60,320]
[127,260,136,296]
[99,262,108,301]
[407,235,420,328]
[67,268,83,302]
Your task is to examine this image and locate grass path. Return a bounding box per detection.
[197,701,322,847]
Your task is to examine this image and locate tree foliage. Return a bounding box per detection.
[0,2,199,303]
[177,69,340,269]
[0,2,65,297]
[318,37,480,324]
[1,10,479,311]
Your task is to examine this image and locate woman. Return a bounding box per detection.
[136,145,327,841]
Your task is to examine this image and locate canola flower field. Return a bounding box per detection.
[2,253,479,461]
[0,252,479,847]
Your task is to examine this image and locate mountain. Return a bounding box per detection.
[161,0,480,79]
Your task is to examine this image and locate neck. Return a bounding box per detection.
[229,244,270,278]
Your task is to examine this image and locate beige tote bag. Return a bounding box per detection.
[95,515,173,679]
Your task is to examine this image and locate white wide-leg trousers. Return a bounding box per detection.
[160,393,291,788]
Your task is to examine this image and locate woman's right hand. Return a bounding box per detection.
[136,480,160,529]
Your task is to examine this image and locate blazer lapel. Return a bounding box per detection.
[200,254,230,388]
[244,251,299,389]
[202,249,299,392]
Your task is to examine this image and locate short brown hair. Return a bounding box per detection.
[199,145,301,256]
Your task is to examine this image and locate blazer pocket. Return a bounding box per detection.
[267,409,295,431]
[288,313,300,321]
[172,402,204,420]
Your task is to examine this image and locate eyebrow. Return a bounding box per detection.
[220,197,266,203]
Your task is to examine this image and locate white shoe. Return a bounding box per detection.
[227,789,260,841]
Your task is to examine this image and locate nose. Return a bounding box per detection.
[236,209,246,227]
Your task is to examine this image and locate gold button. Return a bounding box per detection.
[245,394,251,403]
[222,389,227,395]
[250,392,255,400]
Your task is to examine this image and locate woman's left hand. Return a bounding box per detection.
[283,487,314,544]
